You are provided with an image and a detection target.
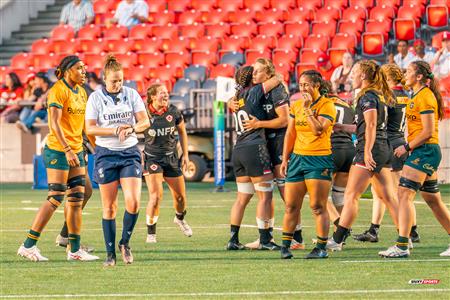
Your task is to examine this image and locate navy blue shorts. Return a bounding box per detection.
[93,145,142,184]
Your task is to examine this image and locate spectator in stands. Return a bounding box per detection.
[59,0,94,32]
[330,52,354,94]
[413,39,434,64]
[431,32,450,80]
[316,53,335,81]
[17,73,38,122]
[394,40,417,70]
[16,72,52,134]
[0,72,24,123]
[107,0,148,29]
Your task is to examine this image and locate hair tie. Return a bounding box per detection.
[427,73,434,79]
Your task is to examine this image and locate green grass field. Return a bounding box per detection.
[0,182,449,299]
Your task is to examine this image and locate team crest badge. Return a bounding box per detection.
[410,102,415,109]
[50,159,57,165]
[150,164,158,171]
[166,115,173,122]
[411,158,420,165]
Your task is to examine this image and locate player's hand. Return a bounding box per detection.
[119,127,134,142]
[181,155,190,173]
[301,92,313,108]
[364,150,376,172]
[65,149,80,167]
[394,145,407,157]
[243,115,260,130]
[227,96,239,112]
[280,160,289,177]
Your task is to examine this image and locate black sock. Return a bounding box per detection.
[120,211,139,245]
[259,228,271,244]
[269,227,273,239]
[293,229,303,243]
[411,225,417,233]
[333,218,340,227]
[333,225,350,244]
[102,218,116,254]
[147,223,157,235]
[230,225,240,243]
[176,210,186,221]
[60,222,68,238]
[369,223,380,234]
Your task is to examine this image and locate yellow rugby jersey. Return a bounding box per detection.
[406,87,439,144]
[290,96,336,156]
[46,79,87,153]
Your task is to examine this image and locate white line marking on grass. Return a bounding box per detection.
[21,207,38,211]
[19,208,90,215]
[342,259,450,263]
[20,200,32,203]
[1,289,449,298]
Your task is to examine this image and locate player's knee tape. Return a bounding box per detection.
[237,182,255,194]
[331,185,345,207]
[48,183,67,192]
[419,180,439,193]
[68,175,85,189]
[254,180,274,192]
[275,178,285,188]
[47,194,65,208]
[46,183,67,208]
[399,177,421,191]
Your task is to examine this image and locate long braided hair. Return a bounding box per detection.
[234,65,254,98]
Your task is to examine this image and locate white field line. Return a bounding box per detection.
[341,259,450,263]
[0,289,449,298]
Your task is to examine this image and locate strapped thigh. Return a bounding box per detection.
[47,183,67,209]
[254,180,274,192]
[66,175,85,207]
[399,177,422,192]
[419,180,439,193]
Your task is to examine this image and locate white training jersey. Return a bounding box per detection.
[85,86,146,151]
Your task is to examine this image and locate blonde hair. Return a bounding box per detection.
[103,54,122,77]
[380,64,406,87]
[255,57,276,77]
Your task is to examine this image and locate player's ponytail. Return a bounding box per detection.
[300,70,328,96]
[357,60,395,107]
[380,64,406,88]
[103,54,122,77]
[411,61,444,120]
[234,65,254,98]
[55,55,81,80]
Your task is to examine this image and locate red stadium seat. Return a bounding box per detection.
[365,19,389,41]
[205,23,231,38]
[315,6,341,23]
[430,0,450,4]
[398,5,422,27]
[342,6,367,22]
[274,62,291,81]
[137,51,164,67]
[286,7,312,22]
[202,9,229,23]
[284,21,310,39]
[255,8,285,23]
[250,35,276,51]
[51,39,79,55]
[394,19,416,41]
[11,53,33,69]
[127,65,150,82]
[244,0,270,11]
[349,0,374,9]
[191,0,217,12]
[258,21,284,37]
[179,9,202,25]
[114,52,138,68]
[167,0,191,12]
[94,11,115,25]
[31,39,52,55]
[83,53,107,70]
[165,52,190,70]
[297,0,322,10]
[93,0,116,14]
[299,48,323,63]
[245,49,272,64]
[131,37,162,52]
[380,0,401,7]
[362,32,384,57]
[77,38,106,53]
[328,48,349,68]
[161,37,191,52]
[192,50,218,66]
[338,19,365,39]
[180,23,205,38]
[103,25,128,39]
[331,33,356,53]
[221,36,250,52]
[230,22,258,37]
[129,24,153,39]
[304,34,329,53]
[152,24,178,39]
[228,9,256,23]
[77,24,102,39]
[51,25,75,41]
[403,0,426,12]
[190,36,220,52]
[104,38,134,54]
[150,65,177,83]
[270,0,296,10]
[209,64,236,78]
[311,21,337,38]
[148,10,175,25]
[369,5,395,22]
[296,63,318,77]
[426,5,449,30]
[217,0,243,12]
[273,49,297,66]
[325,0,348,10]
[146,0,167,13]
[277,34,303,51]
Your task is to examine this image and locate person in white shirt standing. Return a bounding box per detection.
[107,0,148,28]
[85,55,149,267]
[431,32,450,80]
[59,0,94,32]
[394,40,417,70]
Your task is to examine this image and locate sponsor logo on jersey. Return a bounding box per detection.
[166,115,173,122]
[98,167,104,178]
[262,104,273,113]
[67,107,85,115]
[149,126,176,136]
[263,169,272,174]
[406,113,417,121]
[150,164,158,171]
[423,163,435,172]
[321,169,330,177]
[411,158,420,165]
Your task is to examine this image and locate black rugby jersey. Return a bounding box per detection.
[330,96,355,149]
[144,104,183,155]
[233,84,268,148]
[262,84,289,138]
[355,90,388,150]
[387,87,408,141]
